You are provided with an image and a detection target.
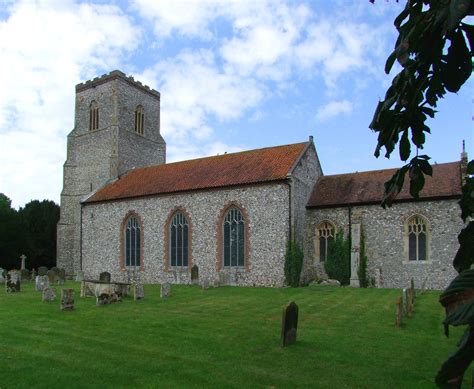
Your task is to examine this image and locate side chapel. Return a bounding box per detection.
[57,71,466,289]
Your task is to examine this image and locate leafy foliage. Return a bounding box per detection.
[325,230,351,285]
[358,227,369,288]
[370,1,474,386]
[284,239,304,287]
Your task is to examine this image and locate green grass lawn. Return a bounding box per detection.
[0,282,472,388]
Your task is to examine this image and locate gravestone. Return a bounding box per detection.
[281,301,298,347]
[76,270,84,282]
[160,282,171,298]
[20,269,30,281]
[0,268,5,283]
[402,288,409,316]
[35,275,49,291]
[42,287,56,302]
[99,272,111,283]
[20,254,26,270]
[395,297,402,327]
[6,272,21,293]
[47,269,59,284]
[30,269,36,281]
[38,266,48,276]
[410,278,415,303]
[60,289,74,310]
[191,264,199,285]
[134,284,144,301]
[58,269,66,285]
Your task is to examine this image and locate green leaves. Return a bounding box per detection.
[453,222,474,273]
[441,29,472,93]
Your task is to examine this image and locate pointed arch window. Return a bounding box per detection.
[170,212,189,267]
[317,221,335,262]
[223,207,245,267]
[124,216,141,267]
[89,100,99,131]
[134,105,144,135]
[407,215,428,261]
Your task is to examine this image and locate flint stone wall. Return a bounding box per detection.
[303,199,462,290]
[82,183,290,287]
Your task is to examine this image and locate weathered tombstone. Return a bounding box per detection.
[60,289,74,310]
[38,266,48,276]
[42,287,56,302]
[95,283,115,306]
[76,270,84,282]
[99,272,111,283]
[5,272,21,293]
[410,278,416,303]
[134,284,144,301]
[281,301,298,347]
[160,282,171,298]
[395,297,402,327]
[20,269,30,281]
[58,268,66,285]
[191,264,199,285]
[0,268,5,283]
[20,254,26,270]
[30,268,36,281]
[47,269,59,284]
[421,278,427,294]
[402,288,409,317]
[35,275,49,291]
[114,283,129,298]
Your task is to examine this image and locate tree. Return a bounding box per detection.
[325,230,351,285]
[0,193,26,269]
[370,1,474,387]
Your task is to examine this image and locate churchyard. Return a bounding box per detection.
[1,279,472,388]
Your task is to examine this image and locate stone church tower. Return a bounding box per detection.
[57,70,166,273]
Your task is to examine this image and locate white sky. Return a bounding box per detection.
[0,0,472,208]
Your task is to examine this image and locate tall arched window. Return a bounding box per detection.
[89,100,99,131]
[124,216,141,267]
[317,221,335,262]
[223,207,245,267]
[407,215,428,261]
[134,105,144,135]
[170,212,189,267]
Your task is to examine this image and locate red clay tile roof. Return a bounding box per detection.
[85,142,309,203]
[307,161,462,208]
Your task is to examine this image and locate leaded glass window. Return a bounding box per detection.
[134,105,144,135]
[223,207,245,267]
[318,221,334,262]
[125,217,141,267]
[170,212,189,267]
[89,100,99,131]
[407,215,427,261]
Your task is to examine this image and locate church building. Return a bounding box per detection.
[57,71,465,289]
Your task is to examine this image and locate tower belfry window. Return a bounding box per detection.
[134,105,144,135]
[89,100,99,131]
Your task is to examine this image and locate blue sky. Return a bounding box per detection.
[0,0,472,208]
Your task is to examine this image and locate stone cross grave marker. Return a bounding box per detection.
[395,297,402,327]
[38,266,48,276]
[60,289,74,311]
[160,282,171,298]
[35,275,49,291]
[20,254,26,270]
[99,272,111,283]
[191,264,199,285]
[281,301,298,347]
[5,272,21,293]
[134,283,144,301]
[42,287,56,302]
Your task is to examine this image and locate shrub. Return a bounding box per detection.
[284,239,304,287]
[358,227,369,288]
[325,230,351,285]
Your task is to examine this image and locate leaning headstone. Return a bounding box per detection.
[191,264,199,285]
[99,272,111,283]
[60,289,74,311]
[35,275,49,291]
[42,287,56,302]
[30,268,36,281]
[5,272,21,293]
[38,266,48,276]
[281,301,298,347]
[76,270,84,282]
[395,297,402,327]
[134,283,144,301]
[58,268,66,285]
[160,282,171,298]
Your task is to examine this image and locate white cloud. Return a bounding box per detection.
[0,0,138,207]
[315,100,353,122]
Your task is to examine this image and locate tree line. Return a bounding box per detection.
[0,193,59,270]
